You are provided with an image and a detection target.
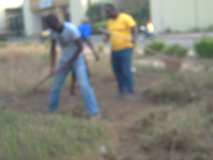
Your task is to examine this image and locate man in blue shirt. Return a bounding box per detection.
[45,14,101,118]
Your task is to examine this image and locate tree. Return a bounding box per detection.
[86,2,113,21]
[116,0,150,24]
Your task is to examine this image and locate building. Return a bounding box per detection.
[150,0,213,33]
[23,0,69,36]
[0,0,23,35]
[6,7,24,36]
[23,0,113,36]
[0,0,113,37]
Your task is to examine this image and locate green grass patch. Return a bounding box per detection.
[0,110,106,160]
[164,44,188,57]
[144,41,188,57]
[144,40,166,55]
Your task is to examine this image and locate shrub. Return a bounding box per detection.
[86,3,112,22]
[144,41,166,55]
[205,25,213,32]
[0,35,7,48]
[93,20,107,34]
[194,37,213,58]
[163,44,188,57]
[133,0,150,25]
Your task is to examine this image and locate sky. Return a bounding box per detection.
[0,0,24,8]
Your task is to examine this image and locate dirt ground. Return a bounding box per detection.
[1,43,213,160]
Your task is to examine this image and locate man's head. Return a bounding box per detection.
[44,14,62,32]
[105,5,118,19]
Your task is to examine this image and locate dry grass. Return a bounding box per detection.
[0,43,50,94]
[0,110,107,160]
[119,70,213,160]
[1,42,213,160]
[0,42,115,160]
[143,72,213,105]
[132,102,213,160]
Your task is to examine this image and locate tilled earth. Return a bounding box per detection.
[1,44,213,160]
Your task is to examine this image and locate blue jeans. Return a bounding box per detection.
[48,56,100,117]
[111,48,134,95]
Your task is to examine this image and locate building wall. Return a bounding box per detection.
[150,0,213,32]
[69,0,88,25]
[22,0,113,36]
[23,0,42,36]
[69,0,113,25]
[115,0,145,13]
[0,1,24,35]
[0,7,6,34]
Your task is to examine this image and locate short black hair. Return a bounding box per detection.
[44,14,59,27]
[105,4,117,11]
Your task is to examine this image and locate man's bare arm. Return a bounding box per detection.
[58,39,83,72]
[50,40,57,73]
[131,27,137,46]
[84,39,100,60]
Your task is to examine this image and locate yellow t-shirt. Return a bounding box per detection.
[107,13,136,51]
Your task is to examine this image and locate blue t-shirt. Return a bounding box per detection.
[50,22,82,65]
[79,23,92,40]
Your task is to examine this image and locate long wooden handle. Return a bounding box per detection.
[30,74,52,91]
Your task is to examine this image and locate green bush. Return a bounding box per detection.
[144,41,166,55]
[86,3,112,22]
[93,20,107,33]
[144,41,188,57]
[205,25,213,32]
[133,0,150,25]
[194,37,213,58]
[163,44,188,57]
[0,35,7,48]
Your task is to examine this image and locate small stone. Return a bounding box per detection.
[100,144,108,155]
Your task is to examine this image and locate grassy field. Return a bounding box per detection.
[0,111,106,160]
[0,42,213,160]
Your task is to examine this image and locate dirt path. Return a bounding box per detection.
[0,48,167,159]
[1,68,162,159]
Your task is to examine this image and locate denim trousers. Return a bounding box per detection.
[48,56,100,116]
[111,48,134,95]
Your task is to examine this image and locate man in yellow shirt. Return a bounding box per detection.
[105,5,137,96]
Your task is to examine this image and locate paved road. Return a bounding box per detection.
[7,32,213,50]
[154,32,213,48]
[92,32,213,49]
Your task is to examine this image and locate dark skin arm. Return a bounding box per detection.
[131,27,137,46]
[50,39,82,95]
[84,38,100,61]
[104,33,110,43]
[57,39,83,74]
[100,28,110,43]
[70,72,77,95]
[50,39,57,74]
[49,38,83,76]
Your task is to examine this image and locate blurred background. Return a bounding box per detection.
[0,0,213,38]
[1,1,213,160]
